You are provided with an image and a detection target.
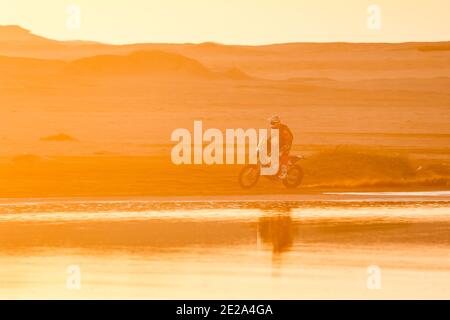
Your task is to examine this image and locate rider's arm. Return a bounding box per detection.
[285,125,294,145]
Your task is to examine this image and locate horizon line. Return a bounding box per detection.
[2,24,450,47]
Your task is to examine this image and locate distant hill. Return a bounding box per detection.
[0,25,55,43]
[65,50,214,78]
[0,25,449,80]
[0,49,251,81]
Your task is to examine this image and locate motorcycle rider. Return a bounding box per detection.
[268,115,293,179]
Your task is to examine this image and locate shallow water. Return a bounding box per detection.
[0,199,449,299]
[326,191,450,197]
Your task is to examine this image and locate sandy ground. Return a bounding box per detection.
[1,151,449,198]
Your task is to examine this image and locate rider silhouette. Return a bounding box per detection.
[268,115,293,179]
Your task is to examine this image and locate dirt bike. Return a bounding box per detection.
[238,140,304,189]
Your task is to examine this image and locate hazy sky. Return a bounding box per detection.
[1,0,449,44]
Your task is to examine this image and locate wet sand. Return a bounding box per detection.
[0,194,449,299]
[1,190,450,204]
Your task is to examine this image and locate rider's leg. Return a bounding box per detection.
[278,151,290,179]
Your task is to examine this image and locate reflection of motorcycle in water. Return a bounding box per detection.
[258,215,294,255]
[238,138,304,189]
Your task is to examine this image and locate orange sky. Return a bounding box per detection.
[1,0,449,44]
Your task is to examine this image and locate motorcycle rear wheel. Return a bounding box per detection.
[282,165,303,189]
[239,165,260,189]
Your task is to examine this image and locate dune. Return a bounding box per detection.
[4,48,251,81]
[64,50,252,80]
[40,133,77,142]
[0,49,251,82]
[222,67,253,80]
[65,50,214,78]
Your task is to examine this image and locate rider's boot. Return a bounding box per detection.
[278,165,288,179]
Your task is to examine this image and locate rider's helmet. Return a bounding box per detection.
[269,115,281,128]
